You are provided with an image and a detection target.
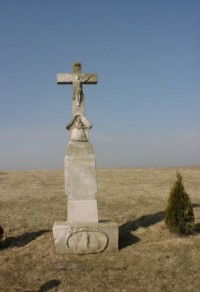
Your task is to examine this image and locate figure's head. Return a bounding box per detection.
[73,62,82,73]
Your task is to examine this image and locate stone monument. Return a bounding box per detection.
[53,62,118,254]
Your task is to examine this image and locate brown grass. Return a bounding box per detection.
[0,167,200,291]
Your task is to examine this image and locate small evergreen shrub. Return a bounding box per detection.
[164,172,195,234]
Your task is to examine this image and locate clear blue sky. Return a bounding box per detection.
[0,0,199,170]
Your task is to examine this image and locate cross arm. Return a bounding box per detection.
[57,73,98,84]
[57,74,73,84]
[81,74,98,84]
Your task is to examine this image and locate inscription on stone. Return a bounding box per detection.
[67,228,108,254]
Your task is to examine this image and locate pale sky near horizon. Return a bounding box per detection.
[0,0,200,170]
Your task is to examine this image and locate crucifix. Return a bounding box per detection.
[53,61,118,254]
[57,62,98,116]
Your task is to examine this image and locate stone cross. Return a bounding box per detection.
[57,62,97,116]
[53,62,118,255]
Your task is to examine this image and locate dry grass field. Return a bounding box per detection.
[0,167,200,291]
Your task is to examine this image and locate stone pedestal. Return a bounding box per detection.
[53,221,118,254]
[53,140,118,254]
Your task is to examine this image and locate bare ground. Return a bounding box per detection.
[0,167,200,291]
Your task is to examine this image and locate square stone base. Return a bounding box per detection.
[53,221,118,254]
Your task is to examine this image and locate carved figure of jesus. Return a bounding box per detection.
[73,75,82,106]
[57,62,97,114]
[73,75,93,106]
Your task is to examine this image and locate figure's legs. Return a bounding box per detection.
[76,89,82,106]
[76,94,81,106]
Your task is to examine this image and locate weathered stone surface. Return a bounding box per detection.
[67,200,98,223]
[66,140,94,156]
[53,222,118,254]
[64,140,98,223]
[67,227,108,254]
[66,114,92,142]
[57,73,97,85]
[65,142,97,200]
[65,156,97,200]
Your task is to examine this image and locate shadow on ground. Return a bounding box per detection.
[119,211,164,250]
[39,279,61,292]
[0,229,50,250]
[194,223,200,233]
[119,204,200,249]
[193,203,200,208]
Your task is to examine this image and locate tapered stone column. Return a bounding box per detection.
[65,141,98,223]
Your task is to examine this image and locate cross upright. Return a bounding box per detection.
[57,62,98,116]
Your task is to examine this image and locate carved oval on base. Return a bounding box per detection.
[66,227,108,254]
